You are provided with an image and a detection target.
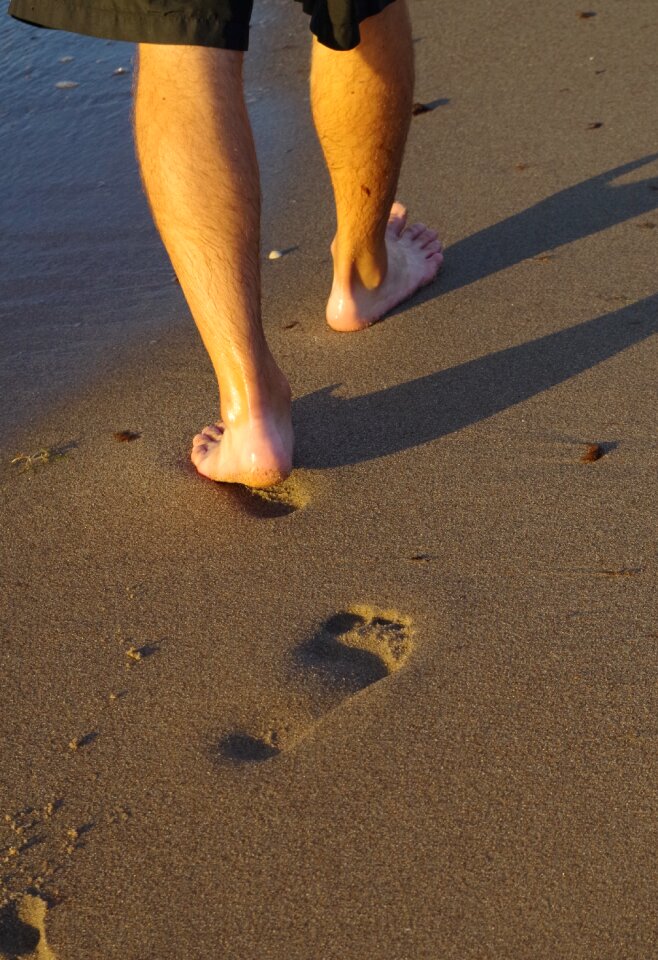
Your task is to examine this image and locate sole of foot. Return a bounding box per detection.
[191,413,293,489]
[326,201,444,332]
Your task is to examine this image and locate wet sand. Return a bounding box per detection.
[1,1,657,957]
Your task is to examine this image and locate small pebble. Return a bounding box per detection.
[58,56,74,63]
[268,249,283,260]
[581,443,604,463]
[55,80,79,89]
[587,121,603,129]
[113,67,128,75]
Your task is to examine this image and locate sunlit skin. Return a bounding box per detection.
[133,1,442,488]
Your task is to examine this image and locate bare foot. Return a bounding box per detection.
[191,376,293,489]
[326,202,443,332]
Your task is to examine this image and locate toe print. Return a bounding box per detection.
[301,607,413,688]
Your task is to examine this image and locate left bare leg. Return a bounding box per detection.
[134,44,292,487]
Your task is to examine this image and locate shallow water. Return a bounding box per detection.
[0,1,309,445]
[0,15,168,442]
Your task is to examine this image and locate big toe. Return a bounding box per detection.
[388,201,408,236]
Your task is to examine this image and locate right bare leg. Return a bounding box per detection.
[311,0,444,332]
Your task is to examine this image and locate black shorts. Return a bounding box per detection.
[8,0,397,51]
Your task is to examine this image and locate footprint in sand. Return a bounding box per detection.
[227,476,309,519]
[218,607,413,763]
[0,895,56,960]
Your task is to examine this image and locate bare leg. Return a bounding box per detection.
[134,45,292,487]
[311,1,443,332]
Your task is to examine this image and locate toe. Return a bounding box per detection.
[405,222,426,241]
[388,201,408,236]
[191,443,208,466]
[424,239,442,256]
[193,432,207,446]
[417,228,439,248]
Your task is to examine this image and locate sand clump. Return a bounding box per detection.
[0,895,56,960]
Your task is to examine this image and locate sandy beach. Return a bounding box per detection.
[1,0,657,957]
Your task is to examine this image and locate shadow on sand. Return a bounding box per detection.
[408,153,658,304]
[294,155,658,469]
[294,294,657,469]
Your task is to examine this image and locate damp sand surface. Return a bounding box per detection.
[1,1,658,958]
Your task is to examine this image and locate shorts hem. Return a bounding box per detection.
[8,0,251,50]
[296,0,398,50]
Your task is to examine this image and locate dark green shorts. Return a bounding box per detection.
[8,0,397,51]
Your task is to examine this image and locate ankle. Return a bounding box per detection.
[332,235,388,291]
[219,355,291,426]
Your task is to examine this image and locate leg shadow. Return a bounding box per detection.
[294,294,657,468]
[407,153,658,307]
